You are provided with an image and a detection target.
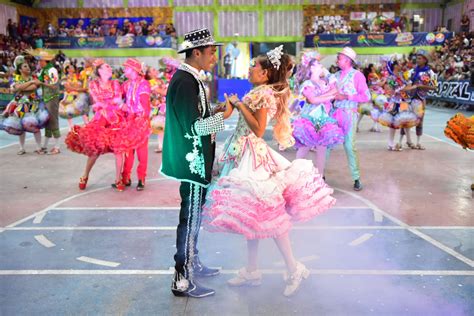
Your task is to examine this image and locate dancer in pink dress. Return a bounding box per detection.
[203,46,335,297]
[65,59,146,191]
[292,51,345,179]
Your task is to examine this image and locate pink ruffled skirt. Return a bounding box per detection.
[65,111,150,156]
[203,140,336,239]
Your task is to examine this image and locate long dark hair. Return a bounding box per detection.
[15,62,27,75]
[363,63,374,83]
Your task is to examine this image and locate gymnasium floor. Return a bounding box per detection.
[0,106,472,315]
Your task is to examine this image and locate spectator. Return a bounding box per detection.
[33,35,43,49]
[110,23,117,36]
[7,19,16,39]
[461,15,470,34]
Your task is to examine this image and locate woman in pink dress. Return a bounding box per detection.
[203,46,335,297]
[65,59,145,191]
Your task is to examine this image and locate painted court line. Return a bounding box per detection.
[0,269,472,276]
[334,187,474,268]
[373,212,384,223]
[1,178,170,232]
[48,206,371,211]
[33,235,56,248]
[0,125,71,150]
[3,226,473,231]
[348,233,374,246]
[51,207,181,211]
[424,133,460,149]
[76,256,121,268]
[5,226,178,231]
[33,212,47,224]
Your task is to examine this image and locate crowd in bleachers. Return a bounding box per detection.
[6,18,177,39]
[430,32,473,83]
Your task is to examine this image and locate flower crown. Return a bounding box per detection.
[301,51,321,68]
[266,45,284,70]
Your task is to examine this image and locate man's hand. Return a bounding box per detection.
[223,93,234,119]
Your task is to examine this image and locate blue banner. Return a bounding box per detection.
[58,17,161,31]
[304,32,454,48]
[42,35,172,49]
[19,15,38,27]
[427,80,474,105]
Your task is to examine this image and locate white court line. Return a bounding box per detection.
[76,256,121,268]
[49,206,369,211]
[5,226,178,231]
[49,206,370,211]
[348,233,374,246]
[334,187,474,268]
[0,269,473,276]
[3,226,474,231]
[1,178,169,233]
[0,125,71,150]
[424,133,461,149]
[34,235,56,248]
[373,212,384,223]
[33,212,47,224]
[51,206,180,211]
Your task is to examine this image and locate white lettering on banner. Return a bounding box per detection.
[428,80,473,104]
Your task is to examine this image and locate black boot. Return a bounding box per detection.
[193,256,220,277]
[353,179,363,191]
[136,180,145,191]
[171,271,215,298]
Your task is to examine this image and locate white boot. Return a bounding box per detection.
[227,268,262,287]
[283,262,310,297]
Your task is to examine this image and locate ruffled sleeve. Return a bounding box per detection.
[243,85,277,118]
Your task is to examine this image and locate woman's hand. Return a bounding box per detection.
[223,93,234,119]
[228,94,241,107]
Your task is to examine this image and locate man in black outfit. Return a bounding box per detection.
[161,28,230,298]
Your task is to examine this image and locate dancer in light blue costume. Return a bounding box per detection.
[328,47,370,191]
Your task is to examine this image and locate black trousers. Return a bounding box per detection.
[174,182,207,279]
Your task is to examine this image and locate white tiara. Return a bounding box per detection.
[267,45,284,70]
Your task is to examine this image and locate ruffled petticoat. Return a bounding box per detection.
[292,103,345,149]
[378,101,420,129]
[65,110,150,156]
[59,93,90,119]
[150,105,166,135]
[1,99,49,135]
[203,134,336,239]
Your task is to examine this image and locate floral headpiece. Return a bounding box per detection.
[300,51,321,68]
[266,45,284,70]
[13,55,25,71]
